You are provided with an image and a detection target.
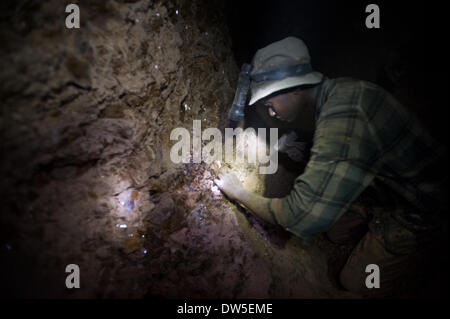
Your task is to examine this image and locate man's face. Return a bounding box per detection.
[261,89,310,123]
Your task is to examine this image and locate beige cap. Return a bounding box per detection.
[249,37,323,105]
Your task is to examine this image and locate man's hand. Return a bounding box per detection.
[214,172,246,201]
[275,131,308,162]
[214,172,276,225]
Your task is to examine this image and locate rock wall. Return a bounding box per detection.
[0,0,346,298]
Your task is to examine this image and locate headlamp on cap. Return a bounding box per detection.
[228,62,313,124]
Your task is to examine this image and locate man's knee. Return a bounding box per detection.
[338,246,372,294]
[339,263,366,293]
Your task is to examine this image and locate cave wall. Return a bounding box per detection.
[0,0,241,298]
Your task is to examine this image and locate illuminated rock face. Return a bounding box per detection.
[0,0,344,299]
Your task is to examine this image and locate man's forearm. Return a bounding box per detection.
[235,189,276,225]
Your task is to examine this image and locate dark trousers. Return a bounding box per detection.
[326,201,430,297]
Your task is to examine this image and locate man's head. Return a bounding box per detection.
[248,37,323,126]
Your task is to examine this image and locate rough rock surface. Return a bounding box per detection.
[0,0,351,298]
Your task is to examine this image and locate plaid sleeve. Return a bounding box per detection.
[269,93,382,241]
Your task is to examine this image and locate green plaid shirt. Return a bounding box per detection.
[269,77,448,241]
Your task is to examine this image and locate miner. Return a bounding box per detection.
[214,36,447,296]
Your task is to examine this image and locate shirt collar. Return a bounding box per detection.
[314,77,329,122]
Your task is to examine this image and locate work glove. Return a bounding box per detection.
[275,131,308,162]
